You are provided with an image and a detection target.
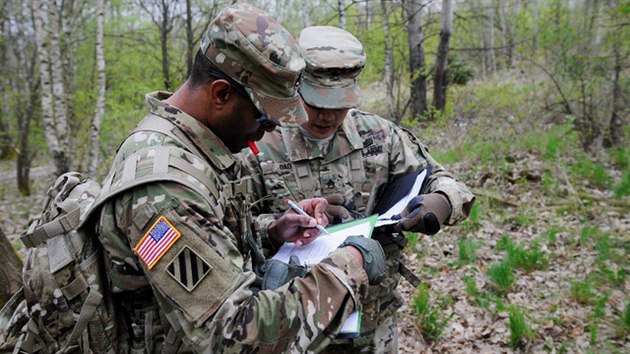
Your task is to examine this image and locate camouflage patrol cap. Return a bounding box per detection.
[298,26,366,109]
[200,3,307,126]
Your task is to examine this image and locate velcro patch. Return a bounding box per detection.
[134,216,181,269]
[166,246,212,292]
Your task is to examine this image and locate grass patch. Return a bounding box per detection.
[508,305,533,349]
[486,261,515,294]
[571,279,596,305]
[620,302,630,335]
[412,283,453,342]
[458,238,478,265]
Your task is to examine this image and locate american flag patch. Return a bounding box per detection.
[134,216,181,270]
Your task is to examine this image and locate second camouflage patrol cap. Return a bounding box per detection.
[298,26,366,109]
[200,3,307,126]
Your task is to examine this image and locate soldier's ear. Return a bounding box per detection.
[209,79,232,105]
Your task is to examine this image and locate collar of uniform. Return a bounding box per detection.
[145,91,236,171]
[281,110,363,163]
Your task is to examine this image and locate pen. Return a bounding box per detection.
[285,199,331,236]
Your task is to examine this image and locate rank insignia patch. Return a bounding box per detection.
[166,246,212,291]
[134,216,181,270]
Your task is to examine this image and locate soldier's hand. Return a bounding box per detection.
[394,193,451,235]
[324,194,354,224]
[339,236,386,284]
[268,198,329,247]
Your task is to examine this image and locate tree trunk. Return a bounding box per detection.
[160,3,171,91]
[0,5,11,160]
[364,0,371,30]
[380,0,395,122]
[531,0,539,55]
[48,0,71,172]
[32,0,71,177]
[498,0,509,68]
[0,227,23,302]
[485,0,496,73]
[301,2,312,27]
[338,0,347,30]
[604,1,624,148]
[88,0,106,178]
[405,0,427,119]
[186,0,194,77]
[433,0,453,112]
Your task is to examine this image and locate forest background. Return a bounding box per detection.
[0,0,629,353]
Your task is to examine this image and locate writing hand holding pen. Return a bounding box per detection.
[267,198,330,247]
[285,199,331,236]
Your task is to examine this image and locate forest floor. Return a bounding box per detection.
[1,77,629,353]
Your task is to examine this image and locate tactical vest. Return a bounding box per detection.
[0,115,257,354]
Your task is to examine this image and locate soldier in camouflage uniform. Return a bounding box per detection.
[97,6,387,353]
[244,26,476,353]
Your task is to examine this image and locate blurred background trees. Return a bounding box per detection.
[0,0,628,193]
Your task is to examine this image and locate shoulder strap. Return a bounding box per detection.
[83,145,226,227]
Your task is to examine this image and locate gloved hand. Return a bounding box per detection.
[394,193,452,235]
[324,194,354,224]
[339,236,386,284]
[262,255,308,290]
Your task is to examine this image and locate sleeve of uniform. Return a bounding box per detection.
[389,125,475,225]
[111,182,369,353]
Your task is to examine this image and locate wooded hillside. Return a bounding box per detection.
[1,1,628,352]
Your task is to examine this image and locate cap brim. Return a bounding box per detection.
[299,79,360,109]
[246,89,308,127]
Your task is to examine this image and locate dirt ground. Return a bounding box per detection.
[1,151,629,353]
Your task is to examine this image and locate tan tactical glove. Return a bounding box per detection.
[324,194,354,224]
[339,236,386,284]
[394,193,452,235]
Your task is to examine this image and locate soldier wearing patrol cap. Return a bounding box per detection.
[97,5,387,353]
[245,26,476,353]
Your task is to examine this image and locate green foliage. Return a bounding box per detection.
[609,147,629,170]
[497,235,549,272]
[621,302,630,334]
[486,261,515,294]
[412,283,452,342]
[508,305,532,349]
[507,241,550,273]
[570,156,612,190]
[463,275,491,310]
[458,238,478,265]
[571,279,596,305]
[460,203,481,232]
[613,169,630,199]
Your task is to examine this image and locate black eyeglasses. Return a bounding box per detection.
[255,114,278,129]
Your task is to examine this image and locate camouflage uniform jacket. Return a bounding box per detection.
[98,92,370,353]
[244,109,475,336]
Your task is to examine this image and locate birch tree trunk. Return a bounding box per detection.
[0,227,22,302]
[48,0,70,161]
[405,0,427,118]
[87,0,106,177]
[338,0,347,30]
[301,2,312,27]
[433,0,453,112]
[380,0,395,121]
[32,0,71,176]
[364,0,371,30]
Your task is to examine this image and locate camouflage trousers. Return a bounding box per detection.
[321,242,403,354]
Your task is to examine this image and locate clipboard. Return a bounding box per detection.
[271,215,378,336]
